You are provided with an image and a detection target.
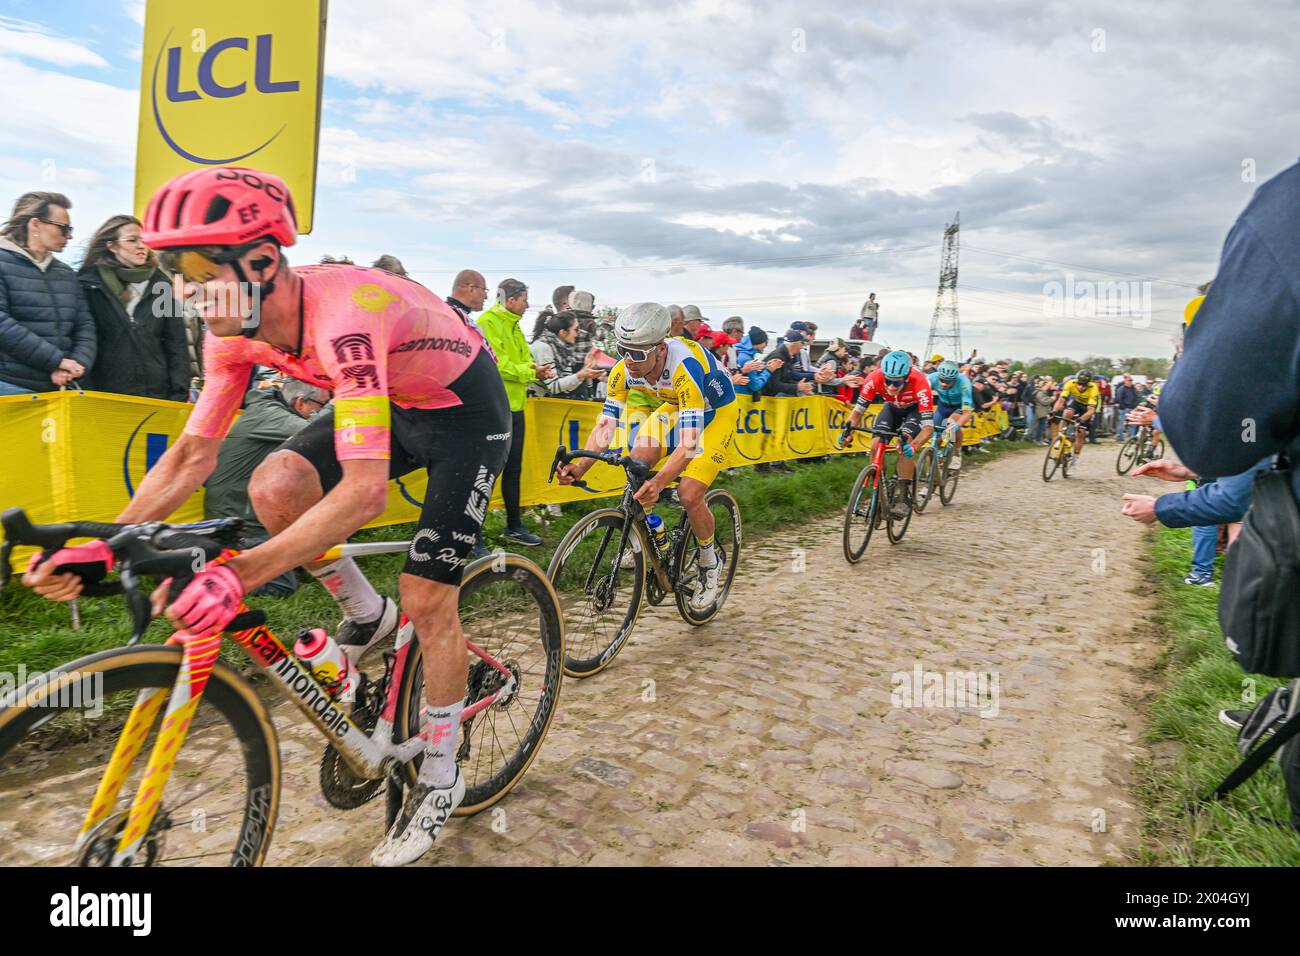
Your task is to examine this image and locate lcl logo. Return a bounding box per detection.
[150,30,301,164]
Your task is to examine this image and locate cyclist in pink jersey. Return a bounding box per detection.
[23,167,509,865]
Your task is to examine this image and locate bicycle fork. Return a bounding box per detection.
[74,627,223,865]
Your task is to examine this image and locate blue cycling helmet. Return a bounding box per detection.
[937,359,960,381]
[881,350,912,380]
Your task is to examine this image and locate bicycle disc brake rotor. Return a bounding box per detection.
[77,809,164,866]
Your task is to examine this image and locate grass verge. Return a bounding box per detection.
[0,438,1034,678]
[1134,524,1299,865]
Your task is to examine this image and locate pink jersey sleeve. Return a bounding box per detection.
[183,330,254,440]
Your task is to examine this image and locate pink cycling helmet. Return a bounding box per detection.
[142,166,298,249]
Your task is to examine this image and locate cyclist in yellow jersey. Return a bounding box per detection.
[557,302,737,611]
[1051,369,1101,461]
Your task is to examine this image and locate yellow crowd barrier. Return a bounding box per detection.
[0,390,874,536]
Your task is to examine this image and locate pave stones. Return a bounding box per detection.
[828,846,897,866]
[885,759,963,790]
[818,766,874,792]
[571,757,633,788]
[745,821,808,848]
[960,822,1012,845]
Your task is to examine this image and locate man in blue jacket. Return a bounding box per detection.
[1120,456,1272,585]
[733,326,773,397]
[0,191,95,394]
[1160,160,1300,506]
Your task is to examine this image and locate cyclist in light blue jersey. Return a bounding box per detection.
[928,360,973,470]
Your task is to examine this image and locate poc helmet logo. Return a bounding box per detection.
[151,31,301,164]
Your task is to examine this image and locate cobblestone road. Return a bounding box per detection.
[262,445,1160,866]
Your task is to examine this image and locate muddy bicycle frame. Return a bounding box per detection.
[548,446,685,597]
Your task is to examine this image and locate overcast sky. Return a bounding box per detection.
[2,0,1297,359]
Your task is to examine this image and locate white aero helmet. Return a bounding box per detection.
[615,302,672,348]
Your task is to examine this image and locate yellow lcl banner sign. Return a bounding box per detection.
[134,0,327,232]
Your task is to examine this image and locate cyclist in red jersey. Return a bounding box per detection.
[838,350,934,517]
[22,167,506,865]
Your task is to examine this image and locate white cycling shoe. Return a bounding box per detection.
[690,562,721,612]
[370,770,465,867]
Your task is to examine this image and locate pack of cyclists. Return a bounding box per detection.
[9,164,1036,866]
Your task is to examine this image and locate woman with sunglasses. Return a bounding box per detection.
[0,190,95,394]
[837,350,935,518]
[555,301,738,612]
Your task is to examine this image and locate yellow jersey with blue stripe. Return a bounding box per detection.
[601,337,737,431]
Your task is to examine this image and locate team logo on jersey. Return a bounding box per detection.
[331,332,375,364]
[352,283,399,313]
[340,364,382,390]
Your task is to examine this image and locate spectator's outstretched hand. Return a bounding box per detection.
[1121,493,1159,524]
[1127,406,1156,427]
[1133,459,1194,482]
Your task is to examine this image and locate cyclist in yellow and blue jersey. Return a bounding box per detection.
[557,302,736,611]
[1052,369,1100,461]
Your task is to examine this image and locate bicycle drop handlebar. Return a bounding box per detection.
[0,508,258,643]
[548,446,653,492]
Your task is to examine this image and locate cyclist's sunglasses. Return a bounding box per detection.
[159,247,245,284]
[884,376,908,388]
[617,343,660,363]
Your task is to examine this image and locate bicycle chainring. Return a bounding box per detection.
[319,673,384,810]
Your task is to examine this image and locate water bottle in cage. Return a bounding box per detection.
[646,512,672,561]
[294,627,359,701]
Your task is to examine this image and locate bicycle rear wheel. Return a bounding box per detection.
[842,465,880,563]
[886,474,914,543]
[547,508,646,677]
[397,554,564,815]
[672,489,742,626]
[912,447,937,513]
[1116,436,1139,474]
[0,645,280,866]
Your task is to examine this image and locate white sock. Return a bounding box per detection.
[418,699,464,788]
[698,543,718,569]
[309,558,383,623]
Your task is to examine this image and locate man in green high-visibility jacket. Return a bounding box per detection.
[475,277,554,548]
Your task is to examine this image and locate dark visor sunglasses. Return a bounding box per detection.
[884,376,908,388]
[617,343,659,362]
[159,247,247,284]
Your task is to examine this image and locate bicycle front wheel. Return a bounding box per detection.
[0,645,280,866]
[843,465,880,563]
[912,447,937,513]
[547,508,646,677]
[1043,437,1062,481]
[396,553,564,816]
[1116,436,1139,474]
[673,489,742,626]
[939,449,961,505]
